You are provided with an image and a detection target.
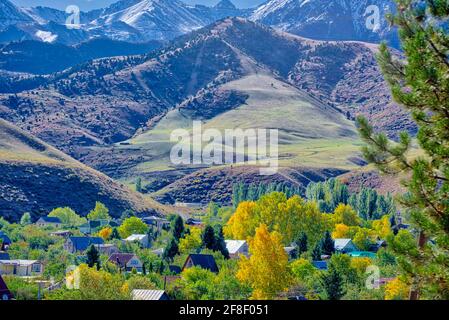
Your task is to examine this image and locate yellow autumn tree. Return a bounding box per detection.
[332,223,350,239]
[236,224,292,299]
[350,257,373,274]
[353,227,377,251]
[98,227,112,240]
[67,264,130,300]
[372,215,392,239]
[179,227,203,253]
[332,204,361,226]
[225,193,328,246]
[385,278,409,300]
[224,201,258,240]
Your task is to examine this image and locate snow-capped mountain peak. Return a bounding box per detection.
[0,0,35,29]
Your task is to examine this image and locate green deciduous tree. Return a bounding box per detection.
[118,217,148,239]
[20,212,31,225]
[87,202,110,221]
[48,207,86,227]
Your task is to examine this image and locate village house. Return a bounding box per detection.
[0,275,14,300]
[142,216,170,231]
[284,246,298,260]
[97,244,119,256]
[368,239,387,253]
[0,231,12,250]
[124,234,150,248]
[334,239,358,253]
[348,251,377,259]
[169,265,182,275]
[0,252,10,260]
[182,254,219,273]
[49,230,73,238]
[132,289,169,300]
[152,248,164,257]
[225,240,249,259]
[108,253,143,273]
[35,217,62,228]
[0,260,44,277]
[64,236,104,253]
[79,220,110,234]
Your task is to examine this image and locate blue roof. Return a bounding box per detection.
[312,261,328,270]
[39,217,62,223]
[69,236,104,251]
[0,232,11,245]
[0,252,10,260]
[183,254,219,273]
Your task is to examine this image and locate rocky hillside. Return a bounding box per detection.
[0,18,413,161]
[0,119,164,222]
[154,165,348,205]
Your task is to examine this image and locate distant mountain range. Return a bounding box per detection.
[250,0,399,48]
[0,0,398,46]
[0,0,246,44]
[0,18,413,162]
[0,38,162,74]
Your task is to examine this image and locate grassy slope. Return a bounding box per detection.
[0,119,167,221]
[116,73,362,183]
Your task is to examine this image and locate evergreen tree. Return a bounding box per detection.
[319,231,335,256]
[296,232,308,255]
[202,225,216,250]
[86,244,100,269]
[111,227,120,240]
[163,238,179,262]
[357,0,449,299]
[171,215,185,241]
[312,244,322,261]
[158,260,165,274]
[215,226,230,259]
[320,267,345,300]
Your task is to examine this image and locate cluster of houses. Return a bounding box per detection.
[0,212,399,300]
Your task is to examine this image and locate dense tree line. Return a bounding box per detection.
[232,178,396,220]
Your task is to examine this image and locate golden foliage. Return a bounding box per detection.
[179,227,203,253]
[224,201,258,240]
[98,227,112,241]
[384,278,409,300]
[332,204,361,226]
[225,193,328,246]
[236,224,292,299]
[350,257,372,274]
[332,223,350,239]
[372,215,392,239]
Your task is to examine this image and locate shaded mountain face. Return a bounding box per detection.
[0,38,162,74]
[250,0,400,48]
[0,18,412,162]
[0,119,161,221]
